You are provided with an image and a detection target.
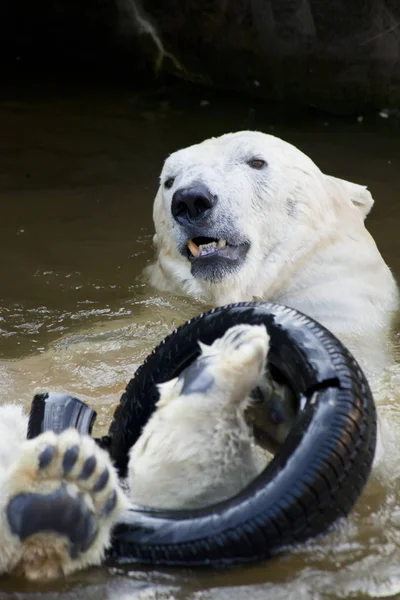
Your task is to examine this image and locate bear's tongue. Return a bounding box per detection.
[187,238,227,258]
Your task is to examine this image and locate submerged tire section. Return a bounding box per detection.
[107,302,376,566]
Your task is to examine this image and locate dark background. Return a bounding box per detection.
[2,0,400,114]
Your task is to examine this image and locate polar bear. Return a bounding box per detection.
[146,130,399,374]
[0,131,397,581]
[128,324,269,508]
[0,324,270,579]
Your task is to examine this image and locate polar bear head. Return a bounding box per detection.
[148,130,375,303]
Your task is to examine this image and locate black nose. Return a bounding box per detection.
[171,184,217,223]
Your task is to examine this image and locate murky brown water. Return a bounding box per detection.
[0,83,399,599]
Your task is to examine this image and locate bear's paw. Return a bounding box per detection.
[5,429,125,580]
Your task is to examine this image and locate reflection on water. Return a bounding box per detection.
[0,84,399,599]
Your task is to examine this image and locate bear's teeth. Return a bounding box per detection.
[187,239,227,257]
[198,241,217,250]
[198,240,227,250]
[187,240,199,257]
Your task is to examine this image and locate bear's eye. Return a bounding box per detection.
[164,177,175,189]
[247,159,266,170]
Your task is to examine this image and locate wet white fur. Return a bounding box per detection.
[0,325,269,579]
[146,131,399,375]
[128,324,268,508]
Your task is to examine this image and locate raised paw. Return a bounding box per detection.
[203,323,269,385]
[211,324,269,364]
[172,324,270,404]
[5,429,127,580]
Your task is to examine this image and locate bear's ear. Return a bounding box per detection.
[326,175,374,219]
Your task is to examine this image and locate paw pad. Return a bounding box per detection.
[179,357,215,397]
[78,455,97,480]
[7,430,122,563]
[38,446,56,469]
[7,484,97,557]
[92,468,109,493]
[62,445,80,473]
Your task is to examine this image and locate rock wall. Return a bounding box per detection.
[132,0,400,112]
[2,0,400,112]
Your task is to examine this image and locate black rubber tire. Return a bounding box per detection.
[27,393,97,439]
[106,302,376,566]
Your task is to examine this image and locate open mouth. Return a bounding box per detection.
[184,235,250,280]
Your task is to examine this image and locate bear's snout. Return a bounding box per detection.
[171,183,217,225]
